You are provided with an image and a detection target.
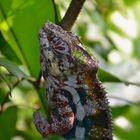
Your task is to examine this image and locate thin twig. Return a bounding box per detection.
[109,96,140,108]
[123,80,140,87]
[60,0,86,31]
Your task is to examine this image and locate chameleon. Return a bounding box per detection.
[33,22,113,140]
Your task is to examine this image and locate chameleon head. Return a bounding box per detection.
[39,21,99,76]
[39,21,71,58]
[39,22,74,76]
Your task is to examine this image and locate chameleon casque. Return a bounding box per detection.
[33,22,113,140]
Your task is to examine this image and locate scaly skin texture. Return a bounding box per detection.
[33,22,113,140]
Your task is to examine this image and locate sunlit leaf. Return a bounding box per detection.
[0,0,55,77]
[0,32,21,63]
[123,0,137,6]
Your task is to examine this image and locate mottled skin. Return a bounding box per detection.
[33,22,113,140]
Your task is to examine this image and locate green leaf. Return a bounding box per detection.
[48,135,64,140]
[0,69,11,104]
[98,68,140,87]
[0,0,55,77]
[0,106,17,140]
[112,105,130,119]
[133,35,140,60]
[0,32,21,64]
[123,0,137,6]
[38,85,49,117]
[114,106,140,140]
[98,68,122,82]
[0,81,9,104]
[0,58,27,80]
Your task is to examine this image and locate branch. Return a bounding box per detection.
[60,0,86,31]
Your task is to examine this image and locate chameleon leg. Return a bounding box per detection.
[33,94,74,138]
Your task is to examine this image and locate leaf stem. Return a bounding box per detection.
[123,80,140,87]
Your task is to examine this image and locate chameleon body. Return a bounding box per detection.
[33,22,113,140]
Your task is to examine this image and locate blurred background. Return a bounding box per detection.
[0,0,140,140]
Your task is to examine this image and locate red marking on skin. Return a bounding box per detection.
[56,46,65,50]
[57,112,75,134]
[43,126,53,137]
[55,41,61,46]
[47,35,53,42]
[44,91,75,135]
[69,112,75,125]
[48,37,50,41]
[34,111,75,137]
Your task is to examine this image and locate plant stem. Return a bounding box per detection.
[60,0,86,31]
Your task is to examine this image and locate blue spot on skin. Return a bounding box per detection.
[83,116,94,137]
[76,87,87,105]
[63,121,76,139]
[62,89,77,114]
[63,117,95,139]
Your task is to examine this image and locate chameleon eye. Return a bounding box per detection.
[52,37,70,55]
